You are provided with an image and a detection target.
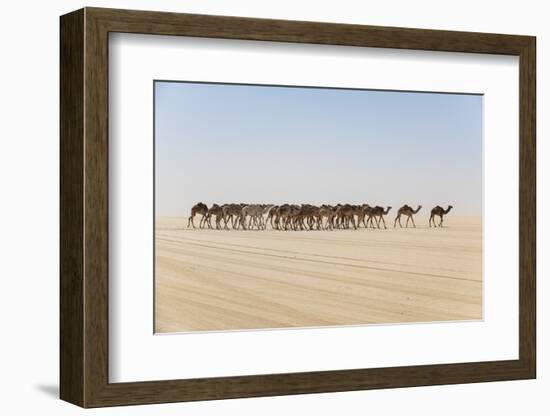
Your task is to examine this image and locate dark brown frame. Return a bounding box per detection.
[60,7,536,408]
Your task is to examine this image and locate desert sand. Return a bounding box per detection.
[155,216,482,333]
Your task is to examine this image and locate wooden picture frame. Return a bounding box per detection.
[60,7,536,408]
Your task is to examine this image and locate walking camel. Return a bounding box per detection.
[187,202,208,228]
[204,204,225,230]
[367,206,392,229]
[429,205,453,227]
[319,205,337,230]
[394,205,422,228]
[335,204,357,230]
[222,203,246,230]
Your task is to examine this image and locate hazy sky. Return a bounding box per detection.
[155,81,482,216]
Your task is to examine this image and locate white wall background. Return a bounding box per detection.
[0,0,545,414]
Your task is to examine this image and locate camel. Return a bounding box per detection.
[352,204,372,228]
[274,204,291,230]
[222,203,246,230]
[319,205,337,230]
[187,202,208,228]
[335,204,357,230]
[394,205,422,228]
[367,206,392,229]
[241,204,274,230]
[355,204,370,228]
[265,205,279,229]
[287,205,302,231]
[278,204,301,231]
[204,204,225,230]
[298,204,322,231]
[257,204,275,230]
[429,205,453,227]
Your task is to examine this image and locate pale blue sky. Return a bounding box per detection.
[155,81,482,216]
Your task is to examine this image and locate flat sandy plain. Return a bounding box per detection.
[155,216,482,333]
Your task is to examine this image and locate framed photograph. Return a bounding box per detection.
[60,7,536,408]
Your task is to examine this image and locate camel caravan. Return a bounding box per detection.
[187,202,453,231]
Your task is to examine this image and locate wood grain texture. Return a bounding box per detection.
[518,38,536,375]
[59,8,84,406]
[59,7,536,408]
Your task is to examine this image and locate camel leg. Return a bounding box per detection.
[410,216,416,228]
[396,215,403,228]
[429,215,433,227]
[394,215,399,228]
[381,216,387,229]
[188,214,195,228]
[199,215,206,229]
[439,215,444,227]
[405,216,409,228]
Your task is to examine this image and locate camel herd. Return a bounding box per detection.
[187,202,453,231]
